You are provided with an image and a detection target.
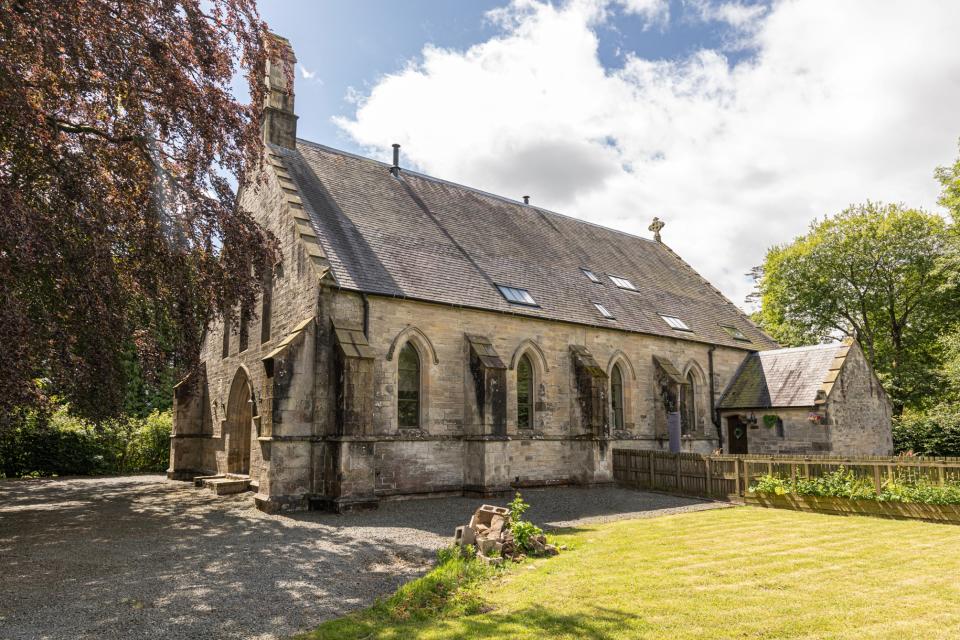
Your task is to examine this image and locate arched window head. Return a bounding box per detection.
[398,342,421,428]
[680,371,696,435]
[611,364,625,430]
[517,354,534,429]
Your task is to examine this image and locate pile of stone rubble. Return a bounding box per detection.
[453,504,558,565]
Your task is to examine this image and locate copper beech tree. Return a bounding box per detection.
[0,1,278,421]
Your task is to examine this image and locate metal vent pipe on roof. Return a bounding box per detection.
[522,195,530,204]
[390,143,401,176]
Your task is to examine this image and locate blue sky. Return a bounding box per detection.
[259,0,763,155]
[259,0,504,152]
[256,0,960,307]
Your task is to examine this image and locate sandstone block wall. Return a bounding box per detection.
[343,293,751,493]
[169,159,322,493]
[826,342,893,455]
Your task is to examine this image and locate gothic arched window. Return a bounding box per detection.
[611,364,625,430]
[398,342,421,428]
[680,371,696,435]
[517,354,534,429]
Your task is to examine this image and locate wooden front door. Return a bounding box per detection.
[727,416,748,454]
[225,369,253,475]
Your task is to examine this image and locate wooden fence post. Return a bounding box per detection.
[649,452,655,488]
[734,458,742,496]
[873,464,882,496]
[705,457,713,497]
[675,454,682,490]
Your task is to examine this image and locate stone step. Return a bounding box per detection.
[205,477,252,496]
[193,474,225,488]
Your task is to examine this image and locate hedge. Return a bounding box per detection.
[0,408,171,479]
[893,404,960,457]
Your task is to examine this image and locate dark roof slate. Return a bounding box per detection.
[718,343,849,409]
[275,140,777,350]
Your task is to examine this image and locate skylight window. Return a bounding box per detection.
[582,268,601,283]
[593,302,615,319]
[496,285,537,306]
[661,315,692,332]
[609,275,636,291]
[721,325,751,342]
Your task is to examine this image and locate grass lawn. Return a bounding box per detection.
[301,506,960,639]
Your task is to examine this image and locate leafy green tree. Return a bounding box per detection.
[937,330,960,399]
[751,202,958,413]
[935,139,960,222]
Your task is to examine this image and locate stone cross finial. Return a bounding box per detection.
[648,216,665,242]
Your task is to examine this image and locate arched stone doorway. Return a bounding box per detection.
[225,368,255,475]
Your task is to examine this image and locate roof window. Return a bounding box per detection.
[661,315,692,332]
[582,268,601,283]
[496,285,537,306]
[594,302,615,319]
[609,275,636,291]
[721,325,751,342]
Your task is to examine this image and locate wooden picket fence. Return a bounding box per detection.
[612,448,960,502]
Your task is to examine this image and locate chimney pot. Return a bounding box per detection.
[390,143,401,176]
[522,195,530,205]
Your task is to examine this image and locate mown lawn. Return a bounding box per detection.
[300,506,960,639]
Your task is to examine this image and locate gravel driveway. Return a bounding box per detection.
[0,475,726,639]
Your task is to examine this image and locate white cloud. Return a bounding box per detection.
[335,0,960,308]
[299,64,320,82]
[616,0,670,28]
[692,0,767,29]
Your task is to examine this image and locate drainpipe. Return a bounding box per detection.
[361,293,370,339]
[708,345,722,449]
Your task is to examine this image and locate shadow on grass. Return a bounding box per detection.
[460,605,648,639]
[307,603,647,639]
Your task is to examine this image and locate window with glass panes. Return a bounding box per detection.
[611,364,624,430]
[517,354,534,429]
[679,372,696,435]
[398,343,421,427]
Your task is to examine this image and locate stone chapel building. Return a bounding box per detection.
[168,35,893,512]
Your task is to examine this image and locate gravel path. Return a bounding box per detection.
[0,475,728,639]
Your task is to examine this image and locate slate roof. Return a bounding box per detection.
[718,343,851,409]
[274,139,778,351]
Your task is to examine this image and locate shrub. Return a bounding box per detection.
[878,478,960,505]
[751,474,789,496]
[508,490,530,521]
[893,405,960,456]
[792,467,876,500]
[750,466,960,505]
[508,491,544,553]
[0,406,171,478]
[124,410,173,472]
